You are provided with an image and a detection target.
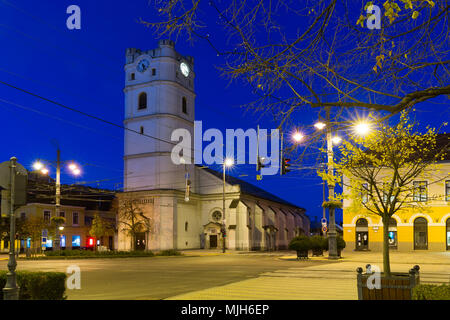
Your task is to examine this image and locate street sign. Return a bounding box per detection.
[322,225,328,233]
[0,160,28,217]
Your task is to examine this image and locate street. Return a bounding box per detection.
[1,252,325,299]
[1,250,449,300]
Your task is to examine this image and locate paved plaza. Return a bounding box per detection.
[1,250,448,300]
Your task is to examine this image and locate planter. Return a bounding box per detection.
[296,250,308,260]
[312,248,324,256]
[356,265,420,300]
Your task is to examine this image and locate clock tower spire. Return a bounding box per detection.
[123,40,195,192]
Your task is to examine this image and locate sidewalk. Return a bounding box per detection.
[167,250,450,300]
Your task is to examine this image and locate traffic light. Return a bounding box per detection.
[281,157,291,175]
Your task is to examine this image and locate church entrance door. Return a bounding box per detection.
[209,235,218,248]
[135,233,146,251]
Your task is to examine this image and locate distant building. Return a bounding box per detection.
[0,172,116,252]
[118,40,309,251]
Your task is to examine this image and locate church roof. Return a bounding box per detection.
[199,166,306,212]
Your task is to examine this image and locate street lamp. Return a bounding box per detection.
[354,121,371,136]
[331,136,342,145]
[222,157,234,253]
[314,122,326,130]
[34,150,81,251]
[292,132,304,143]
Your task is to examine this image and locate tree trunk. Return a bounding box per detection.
[382,215,391,276]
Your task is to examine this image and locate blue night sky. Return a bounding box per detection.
[0,0,446,223]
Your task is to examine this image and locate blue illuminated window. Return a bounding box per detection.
[72,235,81,247]
[45,239,53,248]
[60,235,66,247]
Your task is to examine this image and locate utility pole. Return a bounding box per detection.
[54,149,61,251]
[326,110,338,259]
[222,162,226,253]
[3,157,19,300]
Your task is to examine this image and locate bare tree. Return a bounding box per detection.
[118,195,152,251]
[143,0,449,137]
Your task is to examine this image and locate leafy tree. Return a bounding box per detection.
[89,214,115,250]
[331,112,448,275]
[118,195,152,251]
[20,215,47,256]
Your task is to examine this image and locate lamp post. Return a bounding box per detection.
[33,149,80,251]
[3,157,19,300]
[222,158,234,253]
[292,118,371,259]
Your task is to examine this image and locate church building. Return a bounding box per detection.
[117,40,309,251]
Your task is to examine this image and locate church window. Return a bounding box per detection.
[140,126,144,134]
[152,68,156,76]
[212,211,222,222]
[138,92,147,110]
[130,73,135,80]
[182,97,187,114]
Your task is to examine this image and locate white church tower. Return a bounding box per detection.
[123,40,195,192]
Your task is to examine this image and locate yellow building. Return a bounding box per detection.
[343,161,450,252]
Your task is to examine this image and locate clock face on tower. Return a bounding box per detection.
[180,62,190,77]
[137,59,150,73]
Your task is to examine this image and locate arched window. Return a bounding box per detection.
[138,92,147,110]
[355,218,369,250]
[414,217,428,250]
[446,218,450,250]
[185,222,188,232]
[388,218,398,248]
[182,97,187,114]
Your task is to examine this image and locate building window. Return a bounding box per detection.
[20,212,26,220]
[185,222,188,232]
[138,92,147,110]
[414,217,428,250]
[446,218,450,250]
[413,181,427,202]
[361,183,369,204]
[43,211,51,222]
[140,126,144,134]
[212,211,222,222]
[60,211,65,218]
[72,235,81,248]
[152,68,156,76]
[85,216,93,226]
[130,73,135,80]
[182,97,187,114]
[73,212,79,225]
[446,181,450,201]
[388,218,398,249]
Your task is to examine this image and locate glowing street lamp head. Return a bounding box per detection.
[292,132,304,143]
[68,163,78,171]
[314,122,326,130]
[72,168,81,176]
[33,161,44,171]
[224,158,234,167]
[41,168,49,175]
[331,136,342,145]
[354,122,371,136]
